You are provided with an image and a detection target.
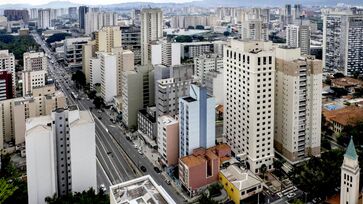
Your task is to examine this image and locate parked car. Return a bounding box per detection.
[140,166,147,172]
[154,167,161,173]
[164,179,171,185]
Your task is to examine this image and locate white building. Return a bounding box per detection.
[151,39,181,66]
[274,47,322,164]
[85,12,118,35]
[38,9,51,29]
[141,8,163,65]
[340,138,360,204]
[179,83,215,157]
[194,53,223,84]
[22,52,48,96]
[63,37,91,69]
[26,107,96,204]
[0,50,15,96]
[89,54,101,89]
[286,25,311,55]
[110,175,176,204]
[100,52,117,105]
[223,40,275,173]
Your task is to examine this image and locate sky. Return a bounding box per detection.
[0,0,195,5]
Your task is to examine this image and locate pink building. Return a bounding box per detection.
[179,144,231,196]
[157,115,179,167]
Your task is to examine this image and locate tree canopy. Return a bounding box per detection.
[175,35,193,43]
[45,188,108,204]
[71,70,86,88]
[46,33,71,45]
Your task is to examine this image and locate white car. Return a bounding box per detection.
[100,184,106,192]
[287,193,296,199]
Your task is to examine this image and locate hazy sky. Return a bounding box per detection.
[0,0,195,5]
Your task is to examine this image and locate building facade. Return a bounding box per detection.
[157,115,179,167]
[0,50,15,96]
[22,52,47,96]
[63,37,91,69]
[223,40,275,173]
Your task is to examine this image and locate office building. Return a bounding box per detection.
[63,37,91,69]
[0,50,15,96]
[68,7,77,19]
[285,4,292,25]
[194,53,223,84]
[157,115,179,167]
[22,52,47,96]
[29,8,38,20]
[137,107,157,146]
[26,107,96,204]
[240,19,269,41]
[177,41,225,59]
[293,4,302,20]
[85,12,118,35]
[223,40,275,173]
[141,8,163,65]
[0,71,13,101]
[179,144,231,196]
[38,9,51,29]
[4,9,29,23]
[179,84,215,157]
[274,47,322,164]
[110,175,176,204]
[78,6,89,30]
[0,85,66,150]
[340,138,360,204]
[323,13,363,75]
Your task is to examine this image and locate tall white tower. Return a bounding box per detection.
[340,137,360,204]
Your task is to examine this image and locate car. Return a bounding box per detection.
[134,144,138,149]
[98,116,102,120]
[98,110,102,113]
[138,150,143,155]
[153,167,161,173]
[164,179,171,185]
[100,184,106,192]
[287,193,296,199]
[140,166,147,172]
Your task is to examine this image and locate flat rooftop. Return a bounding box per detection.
[110,175,176,204]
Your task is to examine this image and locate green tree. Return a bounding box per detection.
[0,179,18,203]
[175,35,193,43]
[46,33,71,44]
[45,188,108,204]
[72,70,86,89]
[187,26,195,29]
[197,192,217,204]
[88,90,97,99]
[93,96,104,109]
[333,72,345,78]
[223,31,231,36]
[208,183,222,197]
[195,25,205,30]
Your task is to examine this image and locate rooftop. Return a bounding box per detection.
[220,165,262,191]
[110,175,176,204]
[331,77,363,88]
[323,106,363,126]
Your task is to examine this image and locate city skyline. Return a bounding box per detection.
[0,0,197,6]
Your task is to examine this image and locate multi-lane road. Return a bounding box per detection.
[31,32,185,203]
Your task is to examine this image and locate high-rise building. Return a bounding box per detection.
[26,107,96,204]
[4,9,29,23]
[68,7,77,19]
[0,85,66,150]
[293,4,302,20]
[223,40,275,173]
[323,13,363,75]
[157,115,179,167]
[96,26,122,53]
[63,37,91,69]
[286,25,311,55]
[29,8,38,20]
[0,50,15,96]
[151,39,181,66]
[179,84,215,157]
[121,26,141,64]
[285,4,292,25]
[240,19,269,41]
[340,138,360,204]
[156,78,191,118]
[141,8,163,65]
[0,71,13,101]
[22,52,47,96]
[78,6,89,30]
[274,47,322,164]
[82,40,96,84]
[38,9,51,29]
[100,52,117,104]
[194,53,223,84]
[84,12,118,35]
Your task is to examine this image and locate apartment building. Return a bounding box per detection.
[157,115,179,167]
[194,53,223,84]
[22,52,48,96]
[0,50,15,96]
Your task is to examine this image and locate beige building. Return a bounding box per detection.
[82,40,96,84]
[274,47,322,164]
[0,85,66,150]
[141,8,163,65]
[22,52,48,96]
[223,40,275,173]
